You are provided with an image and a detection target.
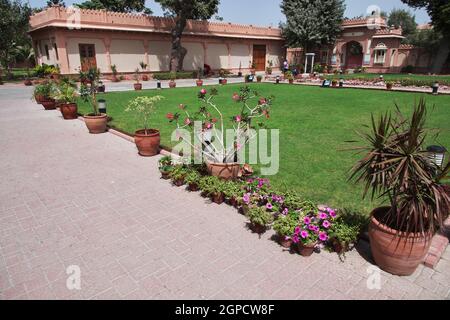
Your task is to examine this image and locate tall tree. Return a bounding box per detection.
[77,0,152,14]
[155,0,220,72]
[388,9,417,42]
[0,0,32,78]
[47,0,65,7]
[401,0,450,73]
[280,0,346,52]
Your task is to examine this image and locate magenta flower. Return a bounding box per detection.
[292,235,299,244]
[328,209,337,218]
[322,220,331,229]
[319,232,328,242]
[242,193,250,204]
[308,224,316,231]
[318,212,328,220]
[304,216,311,225]
[294,226,301,235]
[282,208,289,215]
[235,115,242,122]
[300,230,309,239]
[266,203,273,210]
[200,89,207,95]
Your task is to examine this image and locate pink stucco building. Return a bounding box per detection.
[28,5,285,75]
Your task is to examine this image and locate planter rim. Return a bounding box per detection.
[135,129,160,137]
[370,206,433,239]
[84,113,107,119]
[206,161,240,168]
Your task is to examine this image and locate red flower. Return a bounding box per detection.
[259,98,267,105]
[200,89,207,95]
[166,113,174,120]
[263,110,270,119]
[232,93,240,102]
[184,118,191,125]
[211,118,218,123]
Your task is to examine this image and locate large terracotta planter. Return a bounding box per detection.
[297,242,317,257]
[84,114,108,134]
[60,103,78,120]
[196,80,203,87]
[134,83,142,91]
[368,207,432,276]
[35,95,45,104]
[288,79,294,84]
[169,81,176,88]
[24,79,32,86]
[206,162,240,180]
[134,129,160,157]
[386,83,393,91]
[41,99,56,110]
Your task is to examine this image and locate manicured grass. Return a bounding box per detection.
[77,84,450,214]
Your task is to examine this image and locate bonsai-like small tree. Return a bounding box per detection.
[125,96,165,135]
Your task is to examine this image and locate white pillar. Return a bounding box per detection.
[311,55,315,73]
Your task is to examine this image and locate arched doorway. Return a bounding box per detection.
[345,41,363,70]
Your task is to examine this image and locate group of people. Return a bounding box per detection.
[283,60,300,76]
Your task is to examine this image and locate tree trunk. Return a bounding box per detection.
[170,16,188,72]
[431,39,450,74]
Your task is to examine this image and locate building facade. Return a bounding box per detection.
[29,6,286,75]
[287,17,441,74]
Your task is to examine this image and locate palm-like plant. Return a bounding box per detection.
[349,98,449,236]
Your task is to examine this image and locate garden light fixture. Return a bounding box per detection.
[427,145,447,169]
[97,99,107,114]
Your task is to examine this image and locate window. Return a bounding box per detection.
[320,50,329,64]
[374,43,387,64]
[44,44,50,60]
[53,43,59,60]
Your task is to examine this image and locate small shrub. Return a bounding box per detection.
[247,206,274,227]
[153,72,195,80]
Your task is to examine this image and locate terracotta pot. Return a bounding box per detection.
[211,192,225,205]
[188,183,200,192]
[134,129,160,157]
[97,85,105,93]
[332,82,338,87]
[386,83,393,90]
[206,162,240,180]
[161,170,171,180]
[169,80,176,88]
[41,99,56,110]
[257,78,262,83]
[196,80,203,87]
[84,114,108,134]
[142,75,149,81]
[297,242,317,257]
[369,207,432,276]
[289,79,294,84]
[278,235,293,249]
[35,95,45,104]
[228,197,238,208]
[134,83,142,91]
[24,79,32,86]
[173,178,185,187]
[331,238,349,254]
[221,79,228,85]
[249,222,266,234]
[60,103,78,120]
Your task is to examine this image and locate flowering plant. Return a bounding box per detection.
[167,86,273,164]
[242,177,271,207]
[291,207,337,245]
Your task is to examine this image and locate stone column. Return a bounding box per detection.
[54,30,70,74]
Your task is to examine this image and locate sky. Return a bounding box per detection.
[27,0,431,26]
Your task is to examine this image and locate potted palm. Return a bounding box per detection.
[167,87,273,180]
[80,68,108,134]
[256,75,263,83]
[385,81,393,90]
[158,156,173,179]
[266,60,273,75]
[111,64,119,82]
[349,99,450,276]
[51,82,78,119]
[169,72,177,88]
[139,62,149,81]
[285,71,294,84]
[133,68,142,91]
[247,207,274,234]
[125,96,164,157]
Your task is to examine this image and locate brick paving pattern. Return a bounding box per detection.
[0,86,449,300]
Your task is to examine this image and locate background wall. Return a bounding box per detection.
[66,38,108,73]
[183,42,204,71]
[110,39,145,72]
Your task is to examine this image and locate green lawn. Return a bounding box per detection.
[77,84,450,214]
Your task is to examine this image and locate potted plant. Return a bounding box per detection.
[199,176,225,204]
[167,87,273,180]
[33,81,56,109]
[348,99,450,275]
[223,181,243,208]
[169,72,177,88]
[97,81,105,93]
[247,207,274,234]
[250,61,256,75]
[266,60,273,75]
[125,96,164,157]
[111,64,119,82]
[273,211,298,248]
[256,75,263,83]
[51,82,79,119]
[331,79,338,87]
[385,81,393,90]
[196,68,203,86]
[285,71,294,84]
[170,165,189,187]
[185,169,201,191]
[133,68,142,91]
[139,62,149,81]
[158,156,173,179]
[244,74,253,83]
[329,211,366,255]
[291,207,335,256]
[80,68,108,134]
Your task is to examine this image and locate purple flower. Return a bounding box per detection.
[242,193,250,204]
[294,226,301,235]
[328,209,337,218]
[318,212,328,220]
[303,217,311,225]
[308,224,316,231]
[282,208,289,215]
[300,230,309,239]
[322,220,331,229]
[292,235,299,244]
[319,232,328,242]
[266,203,273,210]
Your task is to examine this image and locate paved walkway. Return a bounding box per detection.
[0,86,449,300]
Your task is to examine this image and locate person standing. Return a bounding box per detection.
[283,60,289,73]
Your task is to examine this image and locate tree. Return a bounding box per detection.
[388,9,417,42]
[0,0,32,79]
[401,0,450,73]
[47,0,65,7]
[280,0,346,52]
[154,0,220,72]
[77,0,152,14]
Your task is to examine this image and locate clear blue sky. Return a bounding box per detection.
[27,0,430,26]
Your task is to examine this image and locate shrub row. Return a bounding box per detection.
[153,72,195,80]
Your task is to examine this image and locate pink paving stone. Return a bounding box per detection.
[112,275,139,297]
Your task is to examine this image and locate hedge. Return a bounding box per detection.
[153,72,195,80]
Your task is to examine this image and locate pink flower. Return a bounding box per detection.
[200,89,207,95]
[258,98,267,105]
[184,118,191,125]
[166,113,174,120]
[232,93,240,101]
[308,224,316,231]
[205,122,212,129]
[282,208,289,215]
[294,226,301,235]
[327,208,337,218]
[266,203,273,211]
[300,230,309,239]
[242,193,250,204]
[303,216,311,225]
[322,220,331,229]
[292,235,299,244]
[235,115,242,122]
[318,212,328,220]
[319,232,328,242]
